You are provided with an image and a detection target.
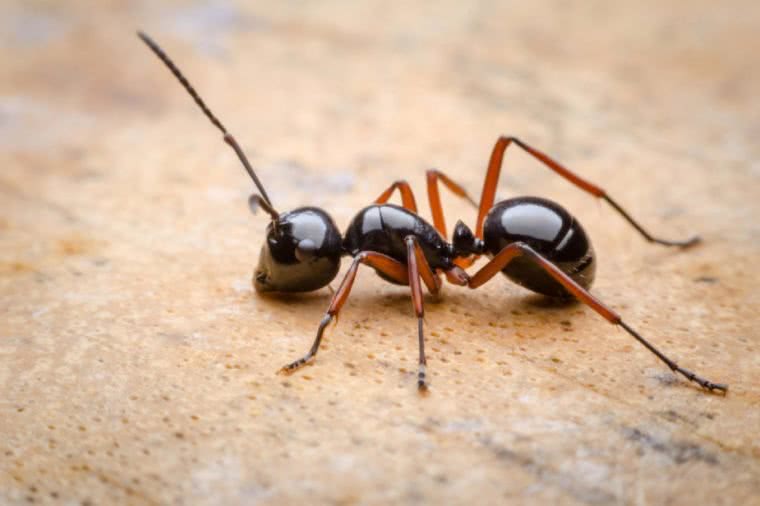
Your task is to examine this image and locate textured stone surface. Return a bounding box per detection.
[1,1,759,504]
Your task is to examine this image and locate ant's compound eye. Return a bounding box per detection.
[295,239,317,262]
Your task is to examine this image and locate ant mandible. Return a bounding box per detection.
[138,32,727,394]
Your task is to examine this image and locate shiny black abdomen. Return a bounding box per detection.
[343,204,453,284]
[482,196,596,297]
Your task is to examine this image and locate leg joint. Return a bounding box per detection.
[512,241,533,256]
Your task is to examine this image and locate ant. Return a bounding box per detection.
[138,32,727,394]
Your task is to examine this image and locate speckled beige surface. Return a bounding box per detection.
[2,1,759,505]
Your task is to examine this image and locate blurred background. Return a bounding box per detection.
[2,1,759,505]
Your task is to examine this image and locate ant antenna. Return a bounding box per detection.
[137,31,278,219]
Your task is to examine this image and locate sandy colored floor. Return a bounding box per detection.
[2,1,759,504]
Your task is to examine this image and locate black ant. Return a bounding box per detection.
[138,32,727,394]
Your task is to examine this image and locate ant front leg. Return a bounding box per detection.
[425,169,478,239]
[474,136,700,247]
[468,243,727,393]
[279,252,408,374]
[425,169,481,268]
[376,172,478,240]
[375,181,419,212]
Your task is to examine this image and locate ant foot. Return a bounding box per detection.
[678,235,701,249]
[676,366,727,394]
[278,355,314,375]
[417,366,429,393]
[651,235,701,248]
[703,381,728,394]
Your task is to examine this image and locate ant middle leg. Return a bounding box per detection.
[473,136,700,247]
[467,243,727,393]
[375,171,481,270]
[279,252,407,374]
[405,235,442,390]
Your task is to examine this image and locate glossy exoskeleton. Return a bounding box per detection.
[139,32,727,394]
[481,196,596,298]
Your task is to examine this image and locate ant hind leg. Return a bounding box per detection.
[473,135,699,247]
[467,242,727,393]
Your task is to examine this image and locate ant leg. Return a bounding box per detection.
[473,136,700,248]
[375,180,418,212]
[375,171,477,238]
[405,236,442,390]
[424,169,481,268]
[444,265,469,286]
[279,252,408,374]
[425,169,478,239]
[406,236,442,295]
[468,242,727,393]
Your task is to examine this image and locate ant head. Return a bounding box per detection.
[251,201,342,293]
[452,220,484,258]
[139,31,344,292]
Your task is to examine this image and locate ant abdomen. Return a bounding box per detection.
[482,196,596,298]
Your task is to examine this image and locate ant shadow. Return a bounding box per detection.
[249,277,585,340]
[346,283,581,325]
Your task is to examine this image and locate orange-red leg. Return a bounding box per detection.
[424,169,480,268]
[473,136,699,248]
[375,180,418,213]
[425,169,478,239]
[375,171,478,243]
[279,252,407,374]
[405,236,441,390]
[468,242,727,393]
[407,236,442,297]
[444,265,469,286]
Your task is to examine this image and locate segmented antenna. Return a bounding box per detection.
[137,31,276,215]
